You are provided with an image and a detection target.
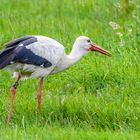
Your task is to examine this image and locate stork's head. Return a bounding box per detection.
[73,36,112,57]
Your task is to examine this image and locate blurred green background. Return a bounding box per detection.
[0,0,139,139]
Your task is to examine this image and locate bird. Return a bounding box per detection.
[0,35,112,124]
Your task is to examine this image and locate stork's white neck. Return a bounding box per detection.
[52,43,88,74]
[68,40,89,60]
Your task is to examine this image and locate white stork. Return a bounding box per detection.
[0,35,112,124]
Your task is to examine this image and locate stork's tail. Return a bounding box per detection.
[0,47,15,69]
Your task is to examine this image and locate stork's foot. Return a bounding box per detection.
[7,86,16,125]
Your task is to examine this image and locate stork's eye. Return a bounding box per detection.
[87,39,91,43]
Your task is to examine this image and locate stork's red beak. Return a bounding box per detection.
[89,44,112,57]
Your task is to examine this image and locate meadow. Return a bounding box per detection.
[0,0,139,139]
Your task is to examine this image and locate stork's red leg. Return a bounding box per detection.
[38,78,44,112]
[7,73,21,125]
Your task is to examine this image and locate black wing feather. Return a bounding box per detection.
[13,46,52,67]
[0,51,15,69]
[0,36,52,69]
[5,36,34,48]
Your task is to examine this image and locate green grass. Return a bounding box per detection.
[0,0,140,139]
[0,126,139,140]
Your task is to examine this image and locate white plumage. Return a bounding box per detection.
[7,36,65,78]
[5,35,112,79]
